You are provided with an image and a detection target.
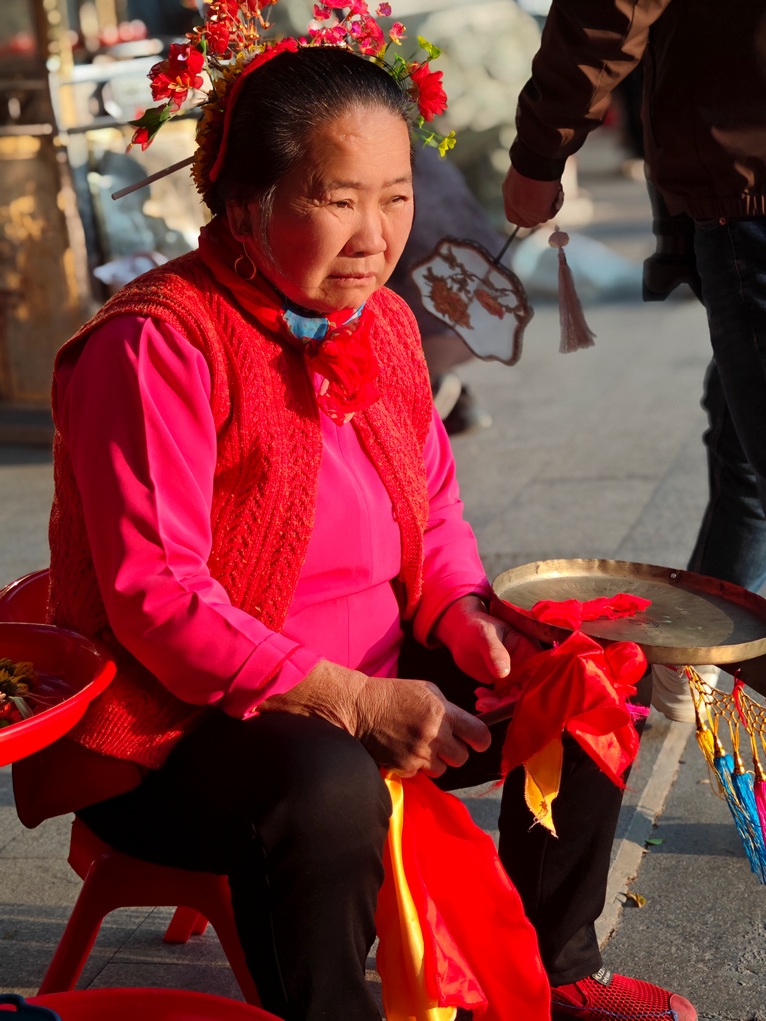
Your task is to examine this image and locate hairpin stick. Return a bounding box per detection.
[111,155,195,201]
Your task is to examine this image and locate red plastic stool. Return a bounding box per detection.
[38,818,260,1005]
[12,988,280,1019]
[0,574,260,1006]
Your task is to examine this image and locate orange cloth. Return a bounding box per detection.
[376,772,550,1021]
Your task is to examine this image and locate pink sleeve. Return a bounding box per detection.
[411,409,493,645]
[55,316,321,719]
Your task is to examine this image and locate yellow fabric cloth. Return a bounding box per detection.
[523,737,564,834]
[380,773,456,1021]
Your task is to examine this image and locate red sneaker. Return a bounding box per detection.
[551,968,697,1021]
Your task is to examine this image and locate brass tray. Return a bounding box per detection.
[491,559,766,665]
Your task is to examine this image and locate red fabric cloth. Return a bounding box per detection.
[529,593,651,628]
[499,631,648,787]
[376,773,550,1020]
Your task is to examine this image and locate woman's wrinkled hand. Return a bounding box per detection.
[433,594,539,687]
[502,165,564,229]
[259,659,490,778]
[352,674,490,778]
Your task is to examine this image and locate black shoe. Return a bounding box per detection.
[443,386,492,436]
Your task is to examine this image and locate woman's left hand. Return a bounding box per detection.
[433,595,538,687]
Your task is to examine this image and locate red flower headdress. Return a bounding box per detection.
[126,0,455,203]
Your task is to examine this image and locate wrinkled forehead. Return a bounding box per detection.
[291,106,414,191]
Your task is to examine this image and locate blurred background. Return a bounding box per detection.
[0,0,649,417]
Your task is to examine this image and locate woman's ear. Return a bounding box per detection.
[225,197,252,240]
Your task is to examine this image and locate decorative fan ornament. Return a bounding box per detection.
[409,226,597,366]
[409,234,533,365]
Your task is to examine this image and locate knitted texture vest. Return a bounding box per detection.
[48,252,432,768]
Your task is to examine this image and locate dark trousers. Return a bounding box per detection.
[81,710,392,1021]
[688,216,766,593]
[80,640,647,1018]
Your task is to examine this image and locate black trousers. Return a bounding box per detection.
[80,640,648,1019]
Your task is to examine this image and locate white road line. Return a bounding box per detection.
[597,720,695,946]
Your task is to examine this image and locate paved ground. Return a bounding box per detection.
[1,127,765,1019]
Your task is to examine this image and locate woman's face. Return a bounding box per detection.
[231,105,414,313]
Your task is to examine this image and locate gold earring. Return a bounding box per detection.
[234,243,256,281]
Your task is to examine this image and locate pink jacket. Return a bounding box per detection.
[54,314,491,719]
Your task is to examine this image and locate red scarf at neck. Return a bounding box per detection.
[198,217,381,423]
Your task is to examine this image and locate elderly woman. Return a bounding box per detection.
[12,8,692,1021]
[13,27,537,1020]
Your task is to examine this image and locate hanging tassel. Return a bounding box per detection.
[729,719,766,882]
[754,765,766,857]
[548,228,596,353]
[731,764,766,883]
[711,748,761,870]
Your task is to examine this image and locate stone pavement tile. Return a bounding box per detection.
[476,476,654,561]
[0,902,149,994]
[81,960,241,1001]
[0,813,71,859]
[449,286,712,589]
[610,710,673,847]
[1,908,75,998]
[0,450,53,583]
[448,439,554,534]
[0,897,160,996]
[617,432,709,571]
[88,909,244,1000]
[0,856,81,908]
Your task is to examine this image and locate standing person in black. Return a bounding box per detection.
[502,1,766,1018]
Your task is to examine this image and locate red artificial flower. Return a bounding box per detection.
[388,21,405,43]
[130,125,151,150]
[377,3,392,15]
[212,0,240,16]
[205,20,231,54]
[309,24,346,44]
[349,15,385,56]
[409,62,447,121]
[127,102,173,151]
[0,700,23,726]
[313,3,333,20]
[149,43,205,110]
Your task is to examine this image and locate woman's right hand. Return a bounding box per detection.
[352,674,491,778]
[259,660,490,778]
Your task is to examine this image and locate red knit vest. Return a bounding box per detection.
[48,251,432,769]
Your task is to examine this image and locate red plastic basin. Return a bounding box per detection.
[0,622,115,767]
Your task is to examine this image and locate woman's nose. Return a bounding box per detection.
[345,214,386,256]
